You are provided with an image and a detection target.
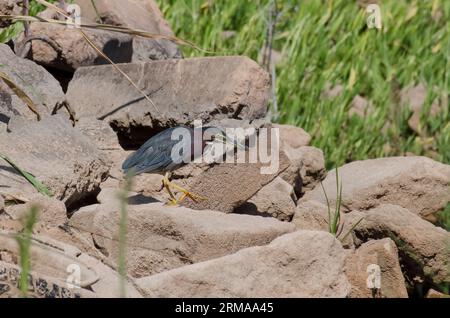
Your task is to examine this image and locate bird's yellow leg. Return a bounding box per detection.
[163,173,206,203]
[163,173,178,205]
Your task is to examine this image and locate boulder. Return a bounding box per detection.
[0,44,65,122]
[136,231,350,298]
[301,156,450,221]
[349,204,450,288]
[180,150,290,213]
[24,21,133,72]
[345,238,408,298]
[68,201,295,278]
[0,115,110,207]
[292,200,361,248]
[349,95,374,118]
[66,56,270,146]
[0,195,4,212]
[0,232,142,298]
[235,177,296,221]
[282,146,326,195]
[4,195,67,229]
[75,0,181,61]
[0,0,21,28]
[272,123,311,149]
[400,84,442,135]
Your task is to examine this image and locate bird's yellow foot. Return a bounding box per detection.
[162,173,206,204]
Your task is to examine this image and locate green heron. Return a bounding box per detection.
[122,126,244,205]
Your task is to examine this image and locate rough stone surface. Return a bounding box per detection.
[0,0,21,28]
[66,57,270,145]
[0,232,142,298]
[0,195,4,212]
[0,115,110,207]
[283,146,326,195]
[5,195,67,229]
[302,156,450,220]
[292,200,359,248]
[136,230,350,298]
[235,177,296,221]
[400,84,442,135]
[0,44,65,122]
[69,202,295,278]
[345,238,408,298]
[349,204,450,287]
[75,0,181,61]
[24,21,133,72]
[273,123,311,149]
[181,150,290,213]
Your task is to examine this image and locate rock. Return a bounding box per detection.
[66,56,270,146]
[302,156,450,221]
[75,117,123,158]
[0,195,4,212]
[235,177,296,221]
[4,195,67,229]
[400,84,442,135]
[426,289,450,298]
[345,238,408,298]
[349,95,374,118]
[136,230,350,298]
[75,0,181,62]
[350,204,450,288]
[0,44,65,122]
[181,150,290,213]
[282,146,326,195]
[23,21,133,72]
[272,123,311,149]
[322,84,343,99]
[292,200,329,231]
[0,0,21,28]
[0,115,110,207]
[0,231,141,297]
[69,202,295,278]
[292,200,361,248]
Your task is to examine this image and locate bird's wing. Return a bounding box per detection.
[122,141,177,174]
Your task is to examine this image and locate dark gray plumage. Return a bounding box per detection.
[122,126,223,175]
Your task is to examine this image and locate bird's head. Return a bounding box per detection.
[201,126,247,151]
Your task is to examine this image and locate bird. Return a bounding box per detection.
[122,126,244,205]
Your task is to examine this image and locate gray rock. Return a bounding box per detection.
[302,156,450,221]
[349,204,450,287]
[0,44,65,122]
[75,0,181,61]
[236,177,296,221]
[0,115,110,207]
[69,201,295,278]
[0,0,21,28]
[345,238,408,298]
[23,21,133,72]
[66,56,270,145]
[136,230,350,298]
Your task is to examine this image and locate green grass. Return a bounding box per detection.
[16,205,39,298]
[157,0,449,169]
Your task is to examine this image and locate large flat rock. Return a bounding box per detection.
[68,201,295,278]
[66,56,270,145]
[0,44,65,122]
[136,230,350,298]
[75,0,181,61]
[349,204,450,287]
[0,115,110,207]
[301,156,450,221]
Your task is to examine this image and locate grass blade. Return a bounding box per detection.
[0,153,53,197]
[16,204,39,297]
